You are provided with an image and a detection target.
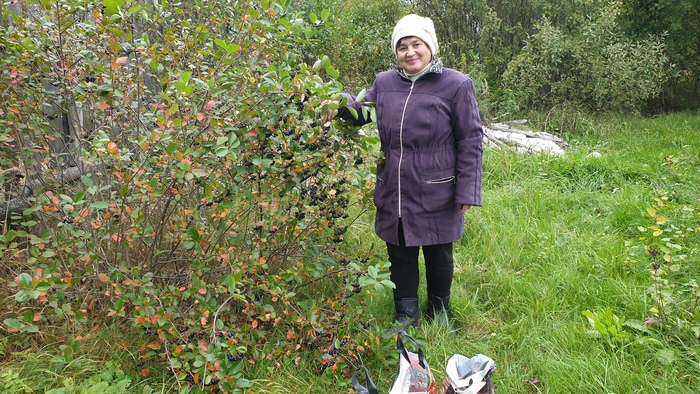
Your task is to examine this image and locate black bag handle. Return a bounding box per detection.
[352,365,380,394]
[396,330,428,370]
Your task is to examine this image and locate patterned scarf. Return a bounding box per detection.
[393,57,444,80]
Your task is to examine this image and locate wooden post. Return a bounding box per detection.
[42,80,79,167]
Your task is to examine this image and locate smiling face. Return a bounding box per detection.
[396,36,432,74]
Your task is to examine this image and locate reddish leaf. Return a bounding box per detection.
[146,341,160,350]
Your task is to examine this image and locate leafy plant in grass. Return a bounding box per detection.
[582,306,631,349]
[1,0,391,392]
[630,191,700,343]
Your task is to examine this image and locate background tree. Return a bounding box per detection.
[619,0,700,111]
[338,0,685,116]
[293,0,405,92]
[503,2,670,113]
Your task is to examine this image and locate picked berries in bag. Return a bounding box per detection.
[388,331,440,394]
[352,331,440,394]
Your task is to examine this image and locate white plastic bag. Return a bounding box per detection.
[388,331,439,394]
[441,354,496,394]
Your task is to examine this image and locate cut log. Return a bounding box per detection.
[1,166,85,218]
[483,120,567,155]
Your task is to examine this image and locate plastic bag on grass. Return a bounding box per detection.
[352,331,439,394]
[440,354,496,394]
[388,331,439,394]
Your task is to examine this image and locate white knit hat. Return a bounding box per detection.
[391,14,439,58]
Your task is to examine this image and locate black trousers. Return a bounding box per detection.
[387,220,454,300]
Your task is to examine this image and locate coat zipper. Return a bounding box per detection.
[397,80,415,218]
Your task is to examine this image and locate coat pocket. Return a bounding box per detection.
[373,165,390,212]
[420,167,456,213]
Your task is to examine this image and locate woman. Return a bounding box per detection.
[329,14,483,329]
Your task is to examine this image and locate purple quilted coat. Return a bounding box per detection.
[339,66,483,247]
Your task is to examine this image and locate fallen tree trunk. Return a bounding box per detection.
[1,166,85,218]
[483,120,567,155]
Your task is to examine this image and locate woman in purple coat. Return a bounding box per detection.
[332,14,483,329]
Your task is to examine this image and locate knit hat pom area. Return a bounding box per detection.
[391,14,439,58]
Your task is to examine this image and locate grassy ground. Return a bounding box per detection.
[2,113,699,393]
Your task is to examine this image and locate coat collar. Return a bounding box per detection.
[393,57,444,80]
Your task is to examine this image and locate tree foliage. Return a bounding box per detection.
[340,0,687,116]
[293,0,406,92]
[1,0,391,392]
[619,0,700,111]
[503,2,670,113]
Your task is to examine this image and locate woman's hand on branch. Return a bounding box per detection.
[321,100,338,128]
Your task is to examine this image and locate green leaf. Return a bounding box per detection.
[127,4,145,16]
[656,348,678,366]
[187,228,201,240]
[326,65,339,78]
[236,378,253,388]
[215,146,229,157]
[355,88,367,103]
[222,274,238,293]
[320,9,330,22]
[4,230,17,243]
[19,273,32,288]
[73,191,86,204]
[191,169,209,178]
[166,142,179,154]
[252,158,273,168]
[101,0,126,17]
[174,81,193,94]
[380,279,396,289]
[367,265,378,278]
[4,319,22,329]
[214,39,241,54]
[90,201,110,210]
[20,324,39,333]
[15,290,41,302]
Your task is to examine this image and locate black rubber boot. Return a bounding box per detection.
[427,293,454,330]
[394,297,419,329]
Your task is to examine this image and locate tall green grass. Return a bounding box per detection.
[2,113,698,393]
